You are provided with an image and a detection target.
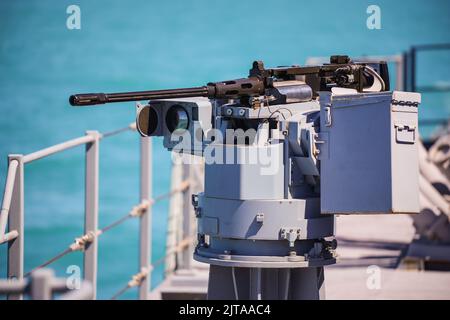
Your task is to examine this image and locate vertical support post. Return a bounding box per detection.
[396,55,404,91]
[30,269,53,300]
[7,154,24,300]
[411,47,416,92]
[84,131,99,299]
[181,163,193,269]
[165,156,182,276]
[282,122,290,199]
[139,136,151,300]
[403,51,409,92]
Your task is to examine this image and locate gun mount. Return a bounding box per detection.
[70,55,419,300]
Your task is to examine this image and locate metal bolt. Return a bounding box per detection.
[256,213,264,223]
[226,108,233,116]
[238,109,245,116]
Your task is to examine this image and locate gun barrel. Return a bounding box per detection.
[69,86,209,106]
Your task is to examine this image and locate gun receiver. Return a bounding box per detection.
[69,55,389,107]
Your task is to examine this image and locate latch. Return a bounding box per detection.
[280,228,301,247]
[395,123,416,144]
[314,132,329,160]
[256,213,264,224]
[324,105,332,127]
[192,194,202,217]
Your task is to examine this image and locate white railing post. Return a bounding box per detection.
[7,154,24,300]
[139,136,151,300]
[165,154,183,276]
[181,163,193,269]
[84,131,100,299]
[395,55,404,91]
[30,269,53,300]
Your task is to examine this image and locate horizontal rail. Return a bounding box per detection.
[0,123,136,245]
[412,43,450,51]
[0,276,68,294]
[416,85,450,93]
[102,123,136,138]
[22,122,136,164]
[23,135,96,164]
[0,279,27,294]
[0,269,93,300]
[59,282,93,300]
[1,230,19,244]
[419,119,449,126]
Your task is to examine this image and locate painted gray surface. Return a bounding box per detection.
[319,91,420,214]
[390,91,421,213]
[207,265,324,300]
[198,196,333,240]
[204,143,285,200]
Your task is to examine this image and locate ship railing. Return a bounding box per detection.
[0,122,199,299]
[0,268,93,300]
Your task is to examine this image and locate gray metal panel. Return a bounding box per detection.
[162,98,212,153]
[390,91,420,213]
[204,143,284,200]
[319,91,419,214]
[198,196,334,240]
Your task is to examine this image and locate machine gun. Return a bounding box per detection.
[69,55,390,107]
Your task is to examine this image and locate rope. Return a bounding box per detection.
[153,180,190,202]
[110,285,130,300]
[25,248,73,277]
[24,181,190,277]
[100,214,133,234]
[109,235,195,300]
[69,230,102,252]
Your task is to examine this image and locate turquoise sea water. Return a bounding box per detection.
[0,0,449,299]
